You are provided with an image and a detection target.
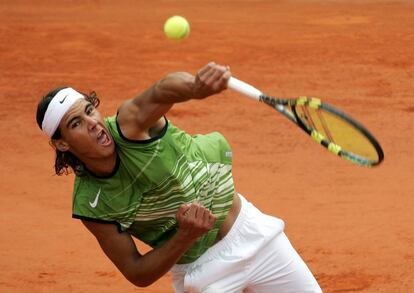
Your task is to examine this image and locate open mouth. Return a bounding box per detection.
[97,129,112,146]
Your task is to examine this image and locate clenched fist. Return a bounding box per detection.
[175,202,217,241]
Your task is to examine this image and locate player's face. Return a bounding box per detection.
[56,99,115,160]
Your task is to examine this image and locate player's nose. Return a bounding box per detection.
[85,115,98,131]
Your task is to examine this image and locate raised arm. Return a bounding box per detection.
[82,202,216,287]
[117,62,231,140]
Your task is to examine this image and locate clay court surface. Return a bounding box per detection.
[1,0,413,292]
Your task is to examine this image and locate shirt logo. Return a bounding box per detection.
[89,188,101,208]
[59,94,68,104]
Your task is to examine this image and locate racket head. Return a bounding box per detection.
[291,97,384,167]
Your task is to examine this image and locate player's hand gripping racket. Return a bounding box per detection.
[227,77,384,167]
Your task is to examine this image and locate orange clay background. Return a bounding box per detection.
[1,0,413,292]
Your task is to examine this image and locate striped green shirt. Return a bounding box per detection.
[72,115,235,264]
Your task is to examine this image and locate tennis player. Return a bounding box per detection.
[36,62,322,292]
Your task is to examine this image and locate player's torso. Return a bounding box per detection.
[73,117,235,263]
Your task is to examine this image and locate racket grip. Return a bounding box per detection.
[227,77,262,101]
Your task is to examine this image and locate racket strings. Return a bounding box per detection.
[298,105,338,146]
[301,106,317,129]
[260,95,383,166]
[297,106,330,142]
[315,109,335,143]
[298,104,382,164]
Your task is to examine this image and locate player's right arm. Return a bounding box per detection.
[82,202,216,287]
[116,62,231,140]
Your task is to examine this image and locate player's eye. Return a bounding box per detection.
[70,120,80,128]
[86,105,95,115]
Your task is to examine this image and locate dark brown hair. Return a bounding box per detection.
[36,87,100,176]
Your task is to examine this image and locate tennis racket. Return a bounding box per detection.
[227,77,384,167]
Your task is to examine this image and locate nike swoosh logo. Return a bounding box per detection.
[59,94,68,104]
[89,188,101,208]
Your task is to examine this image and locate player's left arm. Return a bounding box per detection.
[117,62,230,139]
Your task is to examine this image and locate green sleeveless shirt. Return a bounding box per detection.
[72,115,235,264]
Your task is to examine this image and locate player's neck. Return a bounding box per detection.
[83,152,118,177]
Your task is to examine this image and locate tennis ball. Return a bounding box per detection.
[164,16,190,40]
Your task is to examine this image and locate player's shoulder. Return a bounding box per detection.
[116,99,140,128]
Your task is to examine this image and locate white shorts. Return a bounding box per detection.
[171,194,322,293]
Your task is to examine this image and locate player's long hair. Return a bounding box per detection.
[36,87,100,176]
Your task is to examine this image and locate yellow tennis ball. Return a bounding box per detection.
[164,16,190,40]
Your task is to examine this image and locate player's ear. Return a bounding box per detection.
[51,139,70,152]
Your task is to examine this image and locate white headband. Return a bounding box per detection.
[42,87,84,137]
